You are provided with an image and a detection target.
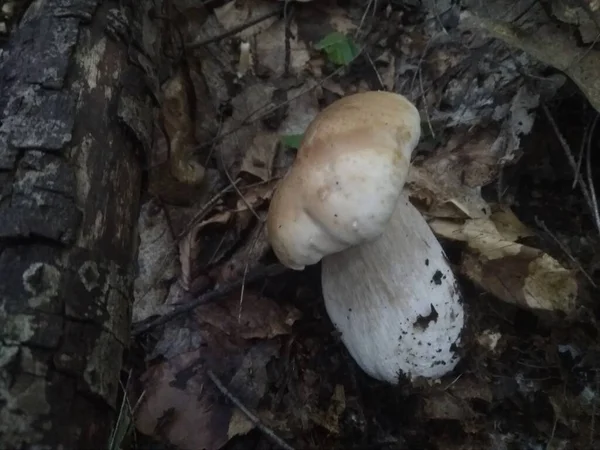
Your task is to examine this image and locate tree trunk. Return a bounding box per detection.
[0,1,146,448]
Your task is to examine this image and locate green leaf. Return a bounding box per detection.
[281,133,304,149]
[315,32,358,66]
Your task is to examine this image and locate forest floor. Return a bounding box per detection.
[119,1,600,449]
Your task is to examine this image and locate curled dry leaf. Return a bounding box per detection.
[216,217,272,285]
[133,199,178,322]
[429,209,578,313]
[136,290,301,450]
[179,211,233,291]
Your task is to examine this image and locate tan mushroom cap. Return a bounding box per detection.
[267,91,422,270]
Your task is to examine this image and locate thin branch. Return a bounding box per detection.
[207,369,296,450]
[535,218,597,288]
[541,103,600,235]
[176,181,239,241]
[185,8,283,49]
[585,113,600,234]
[219,150,263,223]
[131,263,286,336]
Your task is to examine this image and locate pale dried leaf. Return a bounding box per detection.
[255,19,311,77]
[213,0,280,39]
[430,216,578,312]
[240,131,280,181]
[133,199,177,323]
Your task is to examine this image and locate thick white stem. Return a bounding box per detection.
[321,194,465,383]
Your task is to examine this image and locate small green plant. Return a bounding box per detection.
[315,31,359,66]
[281,133,304,149]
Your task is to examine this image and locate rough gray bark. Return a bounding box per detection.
[0,1,145,448]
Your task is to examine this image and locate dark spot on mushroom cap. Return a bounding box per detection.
[425,258,429,266]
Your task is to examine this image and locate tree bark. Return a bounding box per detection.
[0,1,146,448]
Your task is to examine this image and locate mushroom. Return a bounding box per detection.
[266,91,465,384]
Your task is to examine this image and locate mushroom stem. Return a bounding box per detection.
[321,194,465,383]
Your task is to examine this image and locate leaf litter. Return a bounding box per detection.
[122,0,600,449]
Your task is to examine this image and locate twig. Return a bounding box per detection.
[219,150,263,223]
[194,38,373,155]
[185,8,283,49]
[132,263,286,336]
[206,369,296,450]
[585,113,600,234]
[237,220,267,322]
[283,0,292,77]
[541,103,600,235]
[573,120,590,189]
[176,181,239,241]
[535,218,597,288]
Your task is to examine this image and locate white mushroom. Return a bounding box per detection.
[266,91,465,383]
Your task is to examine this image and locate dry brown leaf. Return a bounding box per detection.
[423,391,474,421]
[406,127,501,219]
[226,342,280,439]
[162,68,205,187]
[309,384,346,434]
[179,211,233,291]
[213,0,280,40]
[218,82,277,178]
[135,350,231,450]
[255,19,310,78]
[133,199,178,322]
[429,213,578,313]
[136,291,300,450]
[196,290,301,340]
[233,80,319,181]
[239,131,280,181]
[216,217,272,285]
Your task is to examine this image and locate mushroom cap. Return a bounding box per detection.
[321,194,465,383]
[267,91,421,270]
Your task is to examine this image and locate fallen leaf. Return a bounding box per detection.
[213,0,280,40]
[226,341,280,439]
[423,391,474,421]
[430,213,579,313]
[136,290,301,450]
[255,19,311,77]
[179,211,233,291]
[135,350,232,450]
[196,290,301,340]
[406,127,500,219]
[216,216,272,285]
[133,199,177,323]
[309,384,346,434]
[161,68,205,187]
[315,31,358,66]
[229,80,319,181]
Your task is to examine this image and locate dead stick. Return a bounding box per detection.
[185,8,282,49]
[207,369,296,450]
[131,263,286,336]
